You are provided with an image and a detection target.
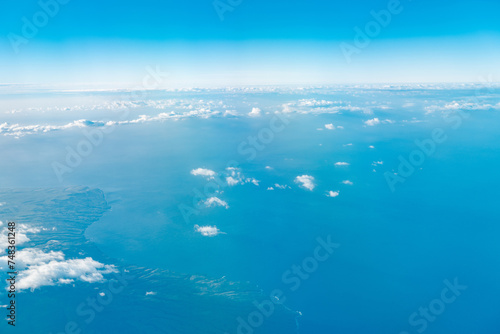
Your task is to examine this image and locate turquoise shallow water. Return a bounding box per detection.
[1,86,500,333]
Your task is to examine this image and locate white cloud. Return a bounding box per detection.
[203,197,229,209]
[146,291,157,296]
[325,123,335,130]
[249,178,260,186]
[226,176,240,186]
[326,191,340,198]
[194,225,225,237]
[341,180,353,185]
[295,175,315,191]
[267,187,274,190]
[364,118,380,126]
[0,248,117,291]
[248,107,262,117]
[334,162,350,166]
[372,161,384,166]
[191,168,216,179]
[225,167,259,187]
[369,145,375,149]
[0,222,40,255]
[274,183,290,189]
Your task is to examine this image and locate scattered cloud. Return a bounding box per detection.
[295,175,315,191]
[341,180,353,185]
[0,248,117,291]
[202,197,229,209]
[191,168,216,179]
[335,162,350,166]
[364,118,380,126]
[326,191,340,198]
[225,167,259,187]
[194,225,225,237]
[248,107,262,117]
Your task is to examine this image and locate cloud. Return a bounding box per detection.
[249,178,260,186]
[324,123,335,130]
[225,167,259,187]
[334,162,350,166]
[372,161,384,166]
[341,180,353,185]
[0,119,108,137]
[274,183,290,189]
[194,225,225,237]
[369,145,375,149]
[202,197,229,209]
[295,175,315,191]
[248,107,262,117]
[146,291,157,296]
[191,168,216,179]
[364,118,380,126]
[0,248,117,291]
[0,222,40,255]
[326,191,340,198]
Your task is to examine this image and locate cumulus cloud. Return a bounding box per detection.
[190,168,216,179]
[372,161,384,166]
[202,197,229,209]
[0,222,40,255]
[295,175,315,191]
[225,167,259,187]
[364,118,381,126]
[248,107,262,117]
[341,180,353,185]
[146,291,157,296]
[324,124,335,130]
[334,162,350,166]
[0,119,108,137]
[326,191,340,198]
[0,248,117,291]
[194,225,225,237]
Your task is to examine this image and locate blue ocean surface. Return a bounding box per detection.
[0,85,499,333]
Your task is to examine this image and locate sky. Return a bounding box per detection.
[0,0,499,86]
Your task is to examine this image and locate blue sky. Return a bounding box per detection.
[1,0,499,86]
